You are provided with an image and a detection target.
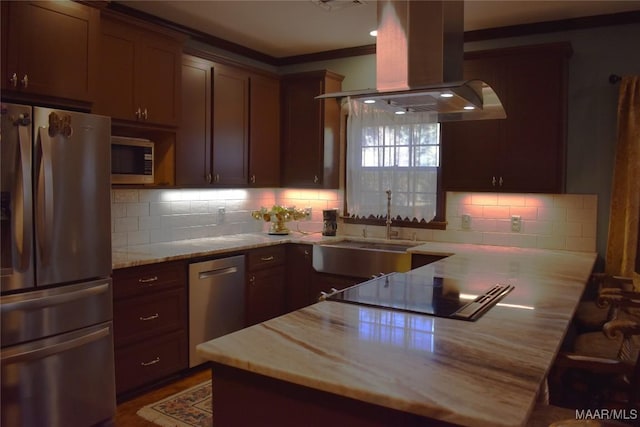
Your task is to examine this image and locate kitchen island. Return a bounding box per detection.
[197,243,597,427]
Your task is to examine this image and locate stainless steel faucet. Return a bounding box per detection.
[385,190,392,240]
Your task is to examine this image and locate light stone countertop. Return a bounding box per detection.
[193,240,597,427]
[112,232,338,269]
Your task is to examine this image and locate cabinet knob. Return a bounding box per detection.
[499,176,504,187]
[492,176,497,187]
[20,74,28,88]
[314,175,319,184]
[142,108,148,120]
[214,174,220,183]
[135,107,141,119]
[249,275,255,284]
[206,173,212,184]
[304,250,310,256]
[9,73,18,88]
[250,174,256,184]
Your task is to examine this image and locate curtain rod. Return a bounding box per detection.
[609,74,622,84]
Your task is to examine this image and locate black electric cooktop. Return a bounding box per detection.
[325,273,513,321]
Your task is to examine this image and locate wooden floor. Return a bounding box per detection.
[113,368,211,427]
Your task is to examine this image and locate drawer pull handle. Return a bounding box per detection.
[139,313,159,321]
[260,256,275,261]
[140,357,160,367]
[138,276,158,284]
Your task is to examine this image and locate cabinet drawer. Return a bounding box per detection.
[113,261,185,299]
[113,287,186,347]
[247,246,286,271]
[115,330,188,395]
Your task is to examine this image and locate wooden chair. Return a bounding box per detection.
[573,274,636,333]
[528,318,640,426]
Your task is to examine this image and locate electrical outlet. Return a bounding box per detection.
[511,215,521,233]
[218,207,226,222]
[461,214,471,230]
[303,207,312,220]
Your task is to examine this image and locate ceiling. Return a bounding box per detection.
[118,0,640,59]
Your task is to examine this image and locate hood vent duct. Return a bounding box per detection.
[317,0,506,122]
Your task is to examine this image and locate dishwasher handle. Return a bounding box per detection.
[197,266,238,280]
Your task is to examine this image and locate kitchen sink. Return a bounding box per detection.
[312,240,419,279]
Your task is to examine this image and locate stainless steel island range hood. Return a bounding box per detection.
[318,0,506,122]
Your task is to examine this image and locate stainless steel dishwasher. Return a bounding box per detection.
[189,255,245,368]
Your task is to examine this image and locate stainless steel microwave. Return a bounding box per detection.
[111,136,154,184]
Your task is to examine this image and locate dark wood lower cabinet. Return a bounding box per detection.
[246,245,287,326]
[112,260,188,396]
[210,363,445,427]
[115,330,188,395]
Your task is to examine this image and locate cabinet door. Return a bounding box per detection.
[246,266,286,326]
[96,17,137,121]
[281,75,324,187]
[249,73,281,187]
[442,56,504,191]
[137,32,181,126]
[498,50,567,193]
[3,1,98,102]
[285,244,313,311]
[177,55,212,186]
[96,16,182,126]
[442,44,569,193]
[212,63,249,186]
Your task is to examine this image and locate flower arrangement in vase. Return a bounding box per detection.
[251,205,307,235]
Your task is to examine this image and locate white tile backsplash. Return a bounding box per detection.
[111,188,341,248]
[112,189,597,253]
[340,191,597,253]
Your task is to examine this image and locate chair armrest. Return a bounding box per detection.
[555,353,632,374]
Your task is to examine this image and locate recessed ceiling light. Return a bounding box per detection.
[369,30,377,37]
[363,99,376,104]
[395,110,406,115]
[463,106,475,110]
[440,93,454,98]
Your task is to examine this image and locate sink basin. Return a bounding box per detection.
[321,240,417,253]
[313,240,419,279]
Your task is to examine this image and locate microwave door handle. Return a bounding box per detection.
[15,125,32,270]
[36,127,54,267]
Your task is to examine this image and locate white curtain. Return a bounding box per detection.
[346,99,439,221]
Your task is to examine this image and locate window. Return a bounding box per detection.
[345,100,445,227]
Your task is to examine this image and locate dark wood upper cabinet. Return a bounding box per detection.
[442,42,572,193]
[212,63,249,186]
[249,73,281,187]
[177,54,280,187]
[1,1,98,104]
[177,55,212,186]
[281,70,344,189]
[95,13,183,127]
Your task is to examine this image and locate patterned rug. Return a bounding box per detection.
[137,380,212,427]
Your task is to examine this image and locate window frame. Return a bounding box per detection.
[341,110,447,230]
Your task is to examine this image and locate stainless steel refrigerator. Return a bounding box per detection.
[0,103,115,427]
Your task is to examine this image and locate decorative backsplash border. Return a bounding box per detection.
[112,189,597,253]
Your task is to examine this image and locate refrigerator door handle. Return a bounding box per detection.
[15,125,32,270]
[36,127,54,267]
[0,324,110,365]
[0,281,110,313]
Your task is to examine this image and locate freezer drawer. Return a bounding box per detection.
[1,321,116,427]
[0,279,112,348]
